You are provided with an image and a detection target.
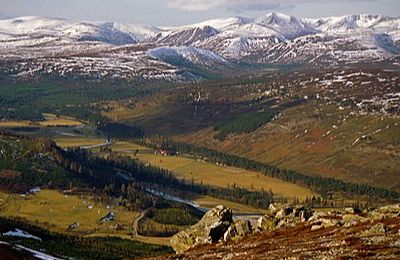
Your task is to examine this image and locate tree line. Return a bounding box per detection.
[214,110,278,140]
[135,136,400,202]
[45,143,274,209]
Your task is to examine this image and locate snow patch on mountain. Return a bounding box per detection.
[148,46,227,66]
[192,16,252,31]
[112,23,161,42]
[305,14,395,33]
[256,13,316,40]
[158,25,219,45]
[3,229,41,241]
[78,22,136,45]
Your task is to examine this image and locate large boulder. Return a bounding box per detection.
[223,220,253,242]
[170,205,233,253]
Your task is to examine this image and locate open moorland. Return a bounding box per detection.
[99,64,400,195]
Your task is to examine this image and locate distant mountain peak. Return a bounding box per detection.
[0,13,398,81]
[256,12,295,25]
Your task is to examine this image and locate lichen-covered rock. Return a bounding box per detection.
[235,220,253,236]
[374,204,400,216]
[310,217,341,230]
[170,205,233,253]
[256,215,276,232]
[369,211,386,221]
[223,220,253,242]
[170,203,400,254]
[257,205,313,231]
[342,214,369,227]
[360,223,387,237]
[276,215,302,228]
[308,211,332,222]
[269,204,293,219]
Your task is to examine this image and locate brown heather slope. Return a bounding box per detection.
[108,65,400,193]
[153,217,400,259]
[174,102,400,191]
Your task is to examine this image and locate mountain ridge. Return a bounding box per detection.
[0,13,399,81]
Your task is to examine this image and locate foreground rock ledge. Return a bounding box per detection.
[168,204,400,258]
[170,205,233,253]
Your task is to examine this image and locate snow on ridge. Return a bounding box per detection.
[185,16,253,31]
[303,14,397,32]
[0,13,399,44]
[0,13,399,81]
[3,229,42,241]
[255,13,316,40]
[112,22,161,42]
[148,46,227,64]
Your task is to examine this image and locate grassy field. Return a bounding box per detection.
[0,190,138,236]
[107,141,316,202]
[0,121,33,127]
[0,113,83,128]
[54,137,107,149]
[39,113,84,127]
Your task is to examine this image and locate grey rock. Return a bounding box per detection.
[223,220,253,242]
[342,214,369,227]
[170,205,233,253]
[256,216,276,232]
[375,204,400,216]
[345,207,355,214]
[294,206,313,222]
[360,223,387,237]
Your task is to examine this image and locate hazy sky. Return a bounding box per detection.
[0,0,399,26]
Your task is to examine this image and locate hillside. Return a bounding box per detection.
[98,61,400,195]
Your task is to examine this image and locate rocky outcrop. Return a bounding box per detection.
[223,220,253,242]
[256,203,313,232]
[170,203,314,253]
[157,208,400,260]
[168,203,400,256]
[170,205,233,253]
[308,204,400,231]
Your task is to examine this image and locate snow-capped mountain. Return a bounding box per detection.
[157,25,219,46]
[305,14,389,32]
[0,16,138,47]
[256,13,316,39]
[0,13,399,81]
[148,46,229,72]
